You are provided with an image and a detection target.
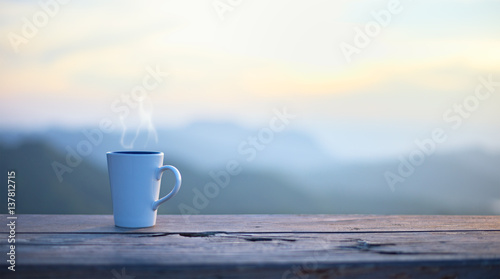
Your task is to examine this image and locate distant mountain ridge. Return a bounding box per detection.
[0,124,499,215]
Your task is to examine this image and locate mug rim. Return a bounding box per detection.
[107,151,163,156]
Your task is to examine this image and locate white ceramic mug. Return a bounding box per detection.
[106,151,181,228]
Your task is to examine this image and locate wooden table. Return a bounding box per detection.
[1,215,500,278]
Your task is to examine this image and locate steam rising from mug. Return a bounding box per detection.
[119,96,158,149]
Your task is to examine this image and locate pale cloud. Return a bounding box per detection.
[0,0,499,138]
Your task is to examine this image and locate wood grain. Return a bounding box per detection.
[2,214,499,233]
[1,214,499,278]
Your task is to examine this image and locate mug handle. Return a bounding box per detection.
[152,165,182,211]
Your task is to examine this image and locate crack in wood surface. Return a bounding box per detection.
[338,239,457,256]
[137,231,301,243]
[178,231,227,238]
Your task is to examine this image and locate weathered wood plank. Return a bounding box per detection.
[2,231,500,278]
[1,215,499,278]
[2,214,499,233]
[2,231,500,265]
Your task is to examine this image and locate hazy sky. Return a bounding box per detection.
[1,0,499,158]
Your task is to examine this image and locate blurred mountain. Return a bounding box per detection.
[0,139,112,214]
[15,121,333,172]
[305,150,500,215]
[0,125,499,215]
[0,137,324,214]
